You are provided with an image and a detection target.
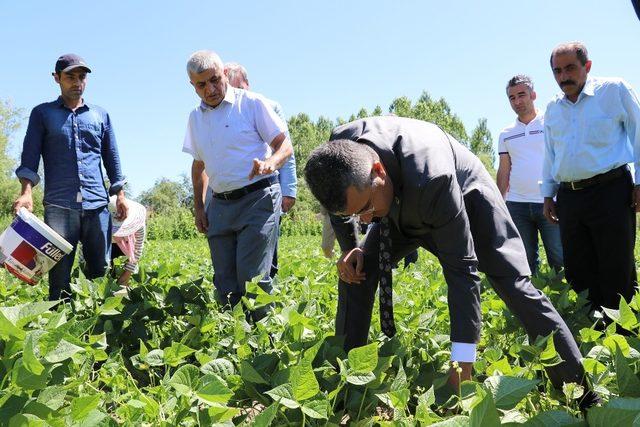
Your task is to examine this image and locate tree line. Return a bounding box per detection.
[0,93,494,235]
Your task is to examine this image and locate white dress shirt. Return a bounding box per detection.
[182,85,287,193]
[542,77,640,197]
[498,112,546,203]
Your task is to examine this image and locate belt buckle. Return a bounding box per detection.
[219,191,232,200]
[570,181,578,191]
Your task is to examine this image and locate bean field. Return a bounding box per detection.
[1,236,640,426]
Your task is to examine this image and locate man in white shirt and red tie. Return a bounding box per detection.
[542,41,640,312]
[182,50,292,318]
[497,75,563,275]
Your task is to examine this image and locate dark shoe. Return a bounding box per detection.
[579,390,603,412]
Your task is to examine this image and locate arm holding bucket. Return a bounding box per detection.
[12,179,34,215]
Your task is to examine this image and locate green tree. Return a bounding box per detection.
[138,176,190,215]
[0,101,30,216]
[469,118,495,174]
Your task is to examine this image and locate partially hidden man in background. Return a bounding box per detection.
[225,62,297,280]
[497,74,563,275]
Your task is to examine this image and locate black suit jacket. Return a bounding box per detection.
[329,116,530,343]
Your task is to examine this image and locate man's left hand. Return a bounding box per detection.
[249,158,275,180]
[282,196,296,213]
[632,186,640,213]
[447,361,473,391]
[115,193,129,221]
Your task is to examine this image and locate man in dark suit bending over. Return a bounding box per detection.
[304,115,599,409]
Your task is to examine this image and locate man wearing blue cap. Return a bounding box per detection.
[13,53,128,301]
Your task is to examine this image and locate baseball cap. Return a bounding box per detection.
[54,54,92,74]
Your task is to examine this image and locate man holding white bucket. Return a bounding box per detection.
[13,54,128,301]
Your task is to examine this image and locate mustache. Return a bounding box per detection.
[560,80,576,87]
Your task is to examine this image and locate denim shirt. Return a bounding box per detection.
[16,97,126,210]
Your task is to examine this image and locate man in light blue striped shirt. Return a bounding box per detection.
[542,41,640,313]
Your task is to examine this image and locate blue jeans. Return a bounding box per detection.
[506,201,563,275]
[44,204,112,301]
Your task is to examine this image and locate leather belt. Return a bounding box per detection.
[212,176,278,200]
[559,166,627,191]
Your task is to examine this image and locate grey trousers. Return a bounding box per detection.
[336,221,585,389]
[206,183,281,307]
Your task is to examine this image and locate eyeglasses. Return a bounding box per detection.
[352,187,376,220]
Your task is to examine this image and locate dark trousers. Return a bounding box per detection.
[337,220,585,389]
[556,170,637,310]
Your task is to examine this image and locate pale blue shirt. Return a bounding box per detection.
[541,76,640,197]
[182,86,287,193]
[269,100,297,199]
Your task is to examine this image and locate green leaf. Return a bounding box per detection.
[196,374,233,404]
[390,361,407,391]
[301,398,329,419]
[603,307,621,323]
[96,296,122,315]
[138,339,148,358]
[207,404,240,423]
[201,358,235,379]
[0,301,58,328]
[13,359,52,390]
[163,342,196,367]
[587,405,640,426]
[291,362,320,402]
[36,386,67,410]
[346,371,376,385]
[583,358,608,376]
[168,364,201,396]
[240,360,268,384]
[252,402,278,427]
[0,311,25,340]
[523,410,585,426]
[469,387,500,427]
[563,382,585,400]
[615,345,640,397]
[348,343,378,374]
[43,339,84,363]
[77,409,108,427]
[429,415,470,426]
[619,298,638,331]
[604,335,630,356]
[8,414,46,427]
[145,349,165,367]
[265,383,299,409]
[484,375,539,409]
[22,333,44,375]
[579,328,603,343]
[540,335,563,367]
[70,395,101,421]
[416,386,437,423]
[386,389,410,410]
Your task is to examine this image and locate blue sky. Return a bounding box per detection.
[2,0,639,197]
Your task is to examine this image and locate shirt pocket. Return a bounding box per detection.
[78,122,102,152]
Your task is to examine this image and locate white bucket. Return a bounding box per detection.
[0,207,73,285]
